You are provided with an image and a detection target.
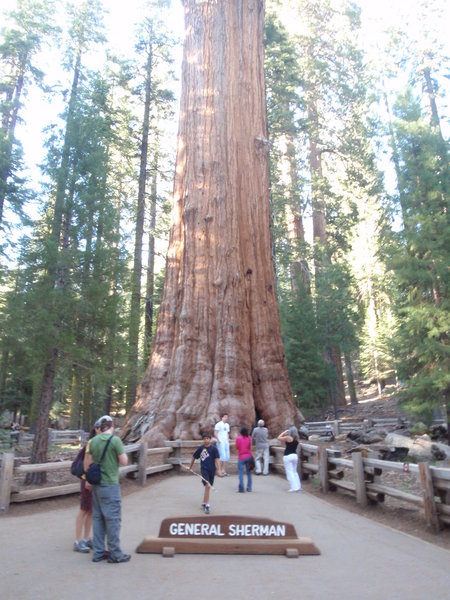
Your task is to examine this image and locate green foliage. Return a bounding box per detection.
[279,283,331,411]
[1,0,448,435]
[314,249,360,356]
[0,0,59,241]
[0,0,178,429]
[384,88,449,415]
[264,10,303,137]
[265,1,373,412]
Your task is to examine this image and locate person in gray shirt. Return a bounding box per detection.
[252,419,270,475]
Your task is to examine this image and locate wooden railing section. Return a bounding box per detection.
[1,439,449,533]
[304,416,445,437]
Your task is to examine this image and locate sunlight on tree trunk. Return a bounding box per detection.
[122,0,302,444]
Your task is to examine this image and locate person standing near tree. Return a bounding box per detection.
[214,413,230,476]
[278,426,301,493]
[252,419,270,476]
[73,422,100,553]
[84,415,130,563]
[235,427,253,493]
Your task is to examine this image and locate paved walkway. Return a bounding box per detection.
[1,472,449,600]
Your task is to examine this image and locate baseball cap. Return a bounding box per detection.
[94,415,113,428]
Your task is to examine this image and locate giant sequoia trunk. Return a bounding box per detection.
[121,0,301,445]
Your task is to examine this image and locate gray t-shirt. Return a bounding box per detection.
[252,426,269,449]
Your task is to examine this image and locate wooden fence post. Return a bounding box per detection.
[48,429,55,446]
[0,452,15,513]
[419,462,440,533]
[318,447,329,493]
[352,451,367,507]
[298,445,303,480]
[172,440,182,469]
[137,442,148,486]
[333,420,340,437]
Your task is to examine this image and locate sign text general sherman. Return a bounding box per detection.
[159,515,298,539]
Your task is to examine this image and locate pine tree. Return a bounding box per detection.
[0,0,58,243]
[126,2,177,409]
[24,0,107,479]
[271,0,374,408]
[385,89,449,428]
[279,282,331,413]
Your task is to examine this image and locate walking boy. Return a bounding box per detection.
[188,432,222,514]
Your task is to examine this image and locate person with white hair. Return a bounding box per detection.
[252,419,270,475]
[277,426,301,492]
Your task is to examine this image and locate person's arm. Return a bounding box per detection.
[189,448,200,470]
[118,452,128,466]
[278,430,293,443]
[83,443,93,471]
[215,457,222,477]
[114,437,128,466]
[214,426,220,443]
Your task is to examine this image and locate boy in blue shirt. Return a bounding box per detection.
[188,432,222,514]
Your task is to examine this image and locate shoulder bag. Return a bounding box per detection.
[85,435,113,485]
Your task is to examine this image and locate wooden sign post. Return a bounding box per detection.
[136,515,320,558]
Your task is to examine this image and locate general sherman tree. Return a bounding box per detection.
[121,0,302,445]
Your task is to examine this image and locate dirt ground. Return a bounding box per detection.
[7,466,450,553]
[4,388,450,551]
[302,386,450,550]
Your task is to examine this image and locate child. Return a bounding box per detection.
[73,421,100,553]
[188,432,222,514]
[73,428,95,552]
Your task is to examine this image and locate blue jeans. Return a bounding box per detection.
[238,458,252,492]
[92,483,124,560]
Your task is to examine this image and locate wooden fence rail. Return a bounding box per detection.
[4,417,444,448]
[5,429,88,448]
[304,417,444,436]
[1,439,449,533]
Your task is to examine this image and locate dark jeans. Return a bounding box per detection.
[238,457,253,492]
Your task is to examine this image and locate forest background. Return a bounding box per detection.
[0,0,448,445]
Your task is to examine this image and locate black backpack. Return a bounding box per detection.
[71,446,86,479]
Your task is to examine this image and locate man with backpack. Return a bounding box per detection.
[84,415,130,563]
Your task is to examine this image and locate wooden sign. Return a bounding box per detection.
[136,515,320,557]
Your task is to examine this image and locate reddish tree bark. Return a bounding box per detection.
[121,0,301,445]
